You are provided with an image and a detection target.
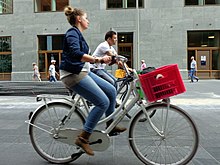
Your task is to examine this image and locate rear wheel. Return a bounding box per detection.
[29,102,85,164]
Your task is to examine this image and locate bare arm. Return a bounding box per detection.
[105,50,116,56]
[81,54,112,64]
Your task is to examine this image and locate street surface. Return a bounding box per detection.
[0,80,220,165]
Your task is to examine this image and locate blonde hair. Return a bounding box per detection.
[64,6,85,26]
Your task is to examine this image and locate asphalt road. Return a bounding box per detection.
[0,80,220,165]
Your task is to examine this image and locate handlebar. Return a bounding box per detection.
[113,55,140,79]
[115,55,128,63]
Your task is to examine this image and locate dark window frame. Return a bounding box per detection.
[0,0,13,15]
[107,0,144,9]
[0,36,12,74]
[0,36,11,52]
[185,0,220,6]
[38,34,64,51]
[187,31,220,48]
[34,0,69,13]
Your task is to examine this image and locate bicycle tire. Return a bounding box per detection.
[129,103,199,165]
[29,102,85,164]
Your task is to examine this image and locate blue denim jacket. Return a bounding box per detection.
[60,26,89,74]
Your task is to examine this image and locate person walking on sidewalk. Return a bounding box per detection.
[190,56,199,83]
[59,6,126,156]
[140,59,147,70]
[49,60,58,82]
[32,62,41,81]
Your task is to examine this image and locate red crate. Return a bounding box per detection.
[139,64,186,102]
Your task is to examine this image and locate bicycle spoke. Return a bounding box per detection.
[29,103,85,164]
[129,104,199,165]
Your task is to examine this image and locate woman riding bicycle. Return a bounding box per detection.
[59,6,126,156]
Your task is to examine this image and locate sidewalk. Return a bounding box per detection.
[0,81,69,96]
[172,79,220,109]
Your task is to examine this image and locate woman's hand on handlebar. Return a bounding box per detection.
[94,55,111,64]
[101,55,112,64]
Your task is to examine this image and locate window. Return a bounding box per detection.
[0,36,11,52]
[0,0,13,14]
[185,0,198,5]
[118,32,133,43]
[212,50,220,70]
[38,35,64,50]
[0,36,12,80]
[205,0,217,4]
[188,31,219,47]
[107,0,144,9]
[185,0,220,5]
[34,0,69,12]
[118,32,133,67]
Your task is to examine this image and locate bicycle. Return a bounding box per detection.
[26,55,199,165]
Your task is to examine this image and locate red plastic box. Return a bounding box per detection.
[139,64,186,102]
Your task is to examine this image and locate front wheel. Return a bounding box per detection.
[129,103,199,165]
[29,102,85,164]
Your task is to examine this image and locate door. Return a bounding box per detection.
[197,50,210,78]
[117,32,133,68]
[118,43,133,68]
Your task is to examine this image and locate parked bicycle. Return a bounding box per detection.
[26,55,199,165]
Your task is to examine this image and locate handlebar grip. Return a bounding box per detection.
[115,55,128,62]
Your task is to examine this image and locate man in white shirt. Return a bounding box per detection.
[90,31,118,89]
[190,56,199,82]
[49,60,58,82]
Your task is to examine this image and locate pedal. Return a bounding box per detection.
[36,97,42,102]
[115,102,120,108]
[71,150,85,158]
[108,132,120,137]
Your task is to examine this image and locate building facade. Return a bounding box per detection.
[0,0,220,81]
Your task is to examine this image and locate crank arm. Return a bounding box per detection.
[89,139,102,145]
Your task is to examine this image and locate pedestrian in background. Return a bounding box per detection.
[32,62,41,81]
[49,60,58,82]
[141,60,146,70]
[190,56,199,83]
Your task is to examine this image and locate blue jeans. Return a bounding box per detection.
[50,75,57,82]
[190,68,198,82]
[70,72,117,133]
[91,69,117,90]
